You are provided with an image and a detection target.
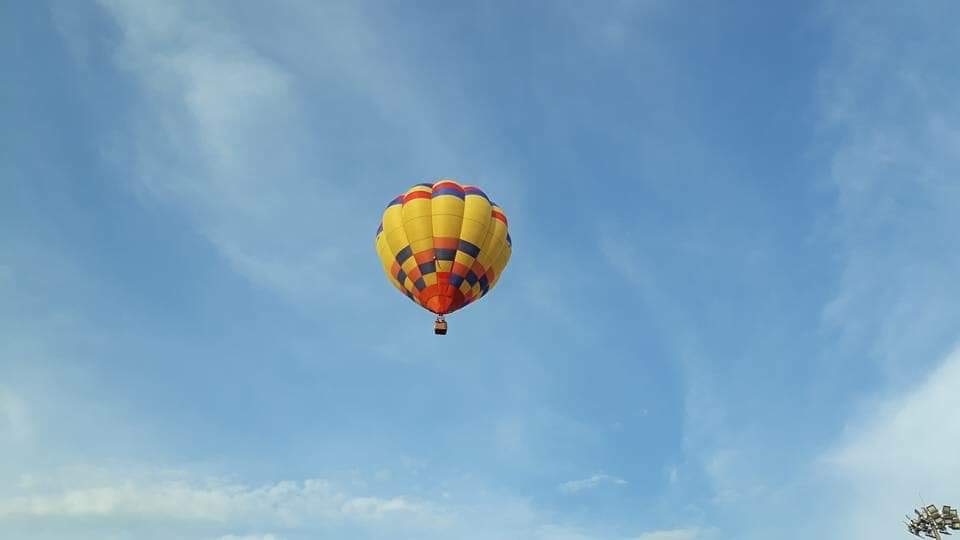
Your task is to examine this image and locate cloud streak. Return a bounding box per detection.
[631,529,701,540]
[0,476,435,525]
[0,470,449,540]
[0,388,30,445]
[809,4,960,532]
[818,0,960,376]
[96,0,361,306]
[0,466,683,540]
[559,473,627,494]
[817,345,960,539]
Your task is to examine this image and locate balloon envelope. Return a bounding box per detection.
[375,179,512,316]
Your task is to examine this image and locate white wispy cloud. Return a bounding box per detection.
[816,345,960,539]
[631,528,701,540]
[0,476,439,526]
[0,466,678,540]
[809,4,960,533]
[0,387,30,445]
[92,0,360,307]
[559,473,627,494]
[598,3,960,538]
[818,0,960,376]
[689,3,960,538]
[599,225,755,510]
[558,0,661,53]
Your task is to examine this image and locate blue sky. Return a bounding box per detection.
[2,1,960,539]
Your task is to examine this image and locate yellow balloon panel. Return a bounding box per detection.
[463,194,493,223]
[382,203,405,235]
[432,213,463,239]
[459,218,488,248]
[488,243,512,289]
[409,238,434,254]
[402,209,433,243]
[375,235,404,293]
[473,209,507,269]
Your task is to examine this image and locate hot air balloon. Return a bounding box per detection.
[374,179,512,334]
